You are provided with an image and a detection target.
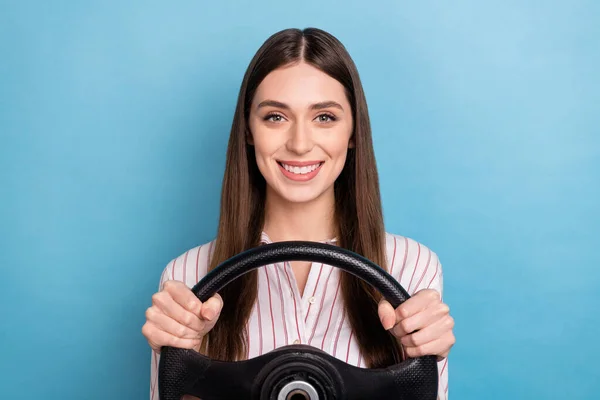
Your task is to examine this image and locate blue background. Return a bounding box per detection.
[1,1,598,399]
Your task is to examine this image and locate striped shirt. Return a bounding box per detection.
[150,232,449,399]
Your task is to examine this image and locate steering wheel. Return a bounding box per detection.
[158,241,438,400]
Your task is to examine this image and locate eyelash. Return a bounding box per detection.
[263,113,285,122]
[263,112,337,123]
[316,113,337,122]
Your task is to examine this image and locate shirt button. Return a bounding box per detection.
[293,339,300,344]
[309,297,316,304]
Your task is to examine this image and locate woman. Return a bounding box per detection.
[142,27,455,399]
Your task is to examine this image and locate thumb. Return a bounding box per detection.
[377,299,396,330]
[200,293,223,322]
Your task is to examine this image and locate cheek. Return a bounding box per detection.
[249,126,272,157]
[325,134,352,160]
[326,135,352,174]
[252,136,278,163]
[250,132,282,179]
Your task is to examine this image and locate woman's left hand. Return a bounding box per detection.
[378,289,455,361]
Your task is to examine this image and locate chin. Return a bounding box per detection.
[271,184,333,205]
[279,191,322,204]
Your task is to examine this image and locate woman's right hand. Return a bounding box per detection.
[142,280,223,353]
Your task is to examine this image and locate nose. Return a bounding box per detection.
[285,121,313,155]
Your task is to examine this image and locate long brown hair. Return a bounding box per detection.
[201,27,402,368]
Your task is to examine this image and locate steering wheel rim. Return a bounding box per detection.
[158,241,439,400]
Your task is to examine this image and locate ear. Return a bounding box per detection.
[348,135,355,149]
[246,128,254,145]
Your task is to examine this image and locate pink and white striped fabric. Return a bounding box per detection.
[149,232,449,399]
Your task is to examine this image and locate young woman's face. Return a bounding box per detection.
[248,61,354,205]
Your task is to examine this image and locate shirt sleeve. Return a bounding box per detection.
[149,260,174,400]
[421,255,449,400]
[389,235,449,400]
[149,242,213,400]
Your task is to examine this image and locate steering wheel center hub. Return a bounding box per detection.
[255,348,343,400]
[278,381,318,400]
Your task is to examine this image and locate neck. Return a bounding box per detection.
[263,188,336,243]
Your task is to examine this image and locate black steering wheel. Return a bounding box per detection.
[158,241,438,399]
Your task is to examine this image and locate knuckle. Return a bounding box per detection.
[176,324,187,338]
[401,334,414,347]
[408,333,421,347]
[164,280,181,292]
[145,328,158,343]
[400,319,412,333]
[446,316,455,328]
[151,292,164,305]
[187,300,199,312]
[448,333,456,345]
[397,306,410,319]
[145,307,155,320]
[163,280,174,289]
[169,336,180,347]
[183,313,195,327]
[429,290,441,301]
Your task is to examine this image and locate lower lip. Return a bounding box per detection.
[278,163,323,182]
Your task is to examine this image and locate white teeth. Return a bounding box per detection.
[281,163,321,175]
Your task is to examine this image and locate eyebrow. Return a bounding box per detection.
[256,100,344,112]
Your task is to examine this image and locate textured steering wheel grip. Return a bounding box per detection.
[192,241,409,305]
[158,241,439,400]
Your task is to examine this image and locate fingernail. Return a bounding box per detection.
[383,316,392,330]
[204,309,215,320]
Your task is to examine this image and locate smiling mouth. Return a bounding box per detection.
[277,161,324,175]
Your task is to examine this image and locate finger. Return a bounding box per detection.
[395,289,441,321]
[400,314,454,347]
[142,322,202,352]
[146,307,205,339]
[200,293,223,321]
[163,280,203,315]
[392,302,450,339]
[152,293,205,333]
[377,300,396,330]
[403,331,456,359]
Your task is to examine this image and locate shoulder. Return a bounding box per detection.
[158,239,216,289]
[383,232,444,296]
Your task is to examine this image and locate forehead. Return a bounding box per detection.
[252,62,349,109]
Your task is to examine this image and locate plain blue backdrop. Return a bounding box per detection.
[1,1,599,399]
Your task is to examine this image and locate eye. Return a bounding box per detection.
[264,113,285,123]
[315,113,336,123]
